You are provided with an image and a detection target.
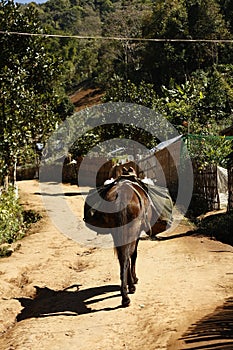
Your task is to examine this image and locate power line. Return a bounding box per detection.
[1,30,233,43]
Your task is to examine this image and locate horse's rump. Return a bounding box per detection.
[83,176,173,236]
[84,180,146,234]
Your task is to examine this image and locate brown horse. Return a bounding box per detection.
[84,172,162,307]
[106,180,154,306]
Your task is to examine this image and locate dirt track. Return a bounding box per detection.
[0,180,232,350]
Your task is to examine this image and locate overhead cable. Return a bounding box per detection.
[1,30,233,43]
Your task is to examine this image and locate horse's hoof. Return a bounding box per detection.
[128,285,136,294]
[122,298,130,307]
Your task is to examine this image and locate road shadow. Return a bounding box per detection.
[140,230,196,241]
[180,297,233,349]
[34,192,89,197]
[16,284,121,321]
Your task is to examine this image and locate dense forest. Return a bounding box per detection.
[1,0,233,175]
[33,0,233,160]
[33,0,233,91]
[33,0,233,132]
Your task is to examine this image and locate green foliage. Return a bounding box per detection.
[99,73,233,166]
[0,187,42,256]
[155,69,233,167]
[103,77,157,108]
[218,0,233,33]
[158,67,233,130]
[25,0,233,92]
[1,0,233,168]
[38,0,103,89]
[142,0,189,87]
[70,123,158,158]
[65,77,161,157]
[142,0,232,87]
[186,134,232,167]
[0,187,25,244]
[31,0,154,86]
[0,0,74,182]
[101,1,150,80]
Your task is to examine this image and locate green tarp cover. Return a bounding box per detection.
[146,182,173,226]
[85,177,173,226]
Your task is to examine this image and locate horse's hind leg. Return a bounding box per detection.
[127,266,136,294]
[131,239,139,285]
[121,258,131,306]
[117,248,131,307]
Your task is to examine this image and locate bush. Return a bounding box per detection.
[22,209,42,226]
[0,187,42,255]
[0,187,25,244]
[187,194,209,218]
[196,212,233,246]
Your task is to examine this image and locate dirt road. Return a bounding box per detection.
[0,180,232,350]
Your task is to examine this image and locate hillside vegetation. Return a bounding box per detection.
[35,1,233,137]
[1,0,233,161]
[1,0,233,251]
[31,0,233,93]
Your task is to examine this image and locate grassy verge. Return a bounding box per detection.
[0,187,41,257]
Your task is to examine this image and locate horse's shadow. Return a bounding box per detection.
[16,284,121,322]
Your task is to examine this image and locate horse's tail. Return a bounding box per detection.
[114,188,129,247]
[115,182,147,247]
[128,183,153,236]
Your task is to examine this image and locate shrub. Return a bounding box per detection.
[0,187,42,256]
[0,187,25,245]
[196,212,233,246]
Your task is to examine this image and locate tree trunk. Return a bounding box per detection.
[3,174,9,192]
[12,159,17,187]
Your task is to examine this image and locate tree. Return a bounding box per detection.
[38,0,102,89]
[141,0,231,89]
[0,0,74,188]
[102,1,152,82]
[218,0,233,31]
[156,68,233,167]
[185,0,231,72]
[72,78,161,155]
[142,0,189,88]
[158,67,233,129]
